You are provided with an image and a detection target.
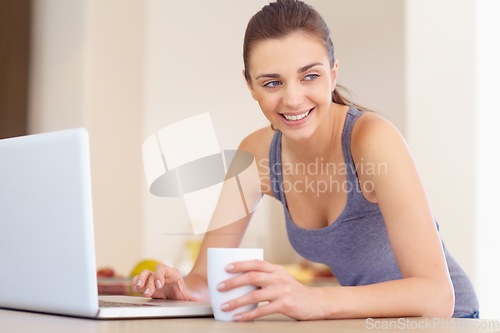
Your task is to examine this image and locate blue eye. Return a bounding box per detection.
[304,74,319,81]
[264,81,281,88]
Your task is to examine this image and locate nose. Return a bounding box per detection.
[282,82,304,109]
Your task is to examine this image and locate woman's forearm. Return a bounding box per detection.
[318,277,454,319]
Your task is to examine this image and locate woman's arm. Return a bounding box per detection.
[342,113,455,318]
[132,128,273,301]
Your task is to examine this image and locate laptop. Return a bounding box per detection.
[0,128,213,319]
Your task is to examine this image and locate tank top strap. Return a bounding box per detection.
[269,130,285,202]
[342,107,365,186]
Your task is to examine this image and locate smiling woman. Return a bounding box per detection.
[132,0,479,321]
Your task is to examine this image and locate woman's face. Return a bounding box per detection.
[246,32,338,141]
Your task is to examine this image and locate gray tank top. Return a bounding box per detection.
[269,106,478,318]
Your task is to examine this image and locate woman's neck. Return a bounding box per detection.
[282,103,347,164]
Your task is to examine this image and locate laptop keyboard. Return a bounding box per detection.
[99,300,155,308]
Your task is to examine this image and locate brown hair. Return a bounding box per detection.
[243,0,368,112]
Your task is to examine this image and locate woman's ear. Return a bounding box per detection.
[243,69,257,100]
[330,59,339,90]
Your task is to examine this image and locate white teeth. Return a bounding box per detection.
[283,110,310,121]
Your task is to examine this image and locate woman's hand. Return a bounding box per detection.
[216,260,327,321]
[131,263,202,302]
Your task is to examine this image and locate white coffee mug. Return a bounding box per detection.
[207,247,264,321]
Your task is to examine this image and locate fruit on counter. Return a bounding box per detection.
[283,264,315,283]
[282,259,336,284]
[298,259,335,278]
[97,267,116,278]
[129,259,161,278]
[97,267,128,295]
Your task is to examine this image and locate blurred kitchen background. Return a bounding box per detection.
[1,0,498,318]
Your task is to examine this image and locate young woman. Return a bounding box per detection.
[132,0,478,320]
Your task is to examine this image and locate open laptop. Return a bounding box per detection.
[0,128,213,319]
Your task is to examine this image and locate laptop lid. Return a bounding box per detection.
[0,128,213,319]
[0,128,99,317]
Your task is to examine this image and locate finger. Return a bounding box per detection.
[226,259,277,274]
[174,278,191,299]
[131,275,140,293]
[163,274,199,301]
[233,301,282,322]
[133,269,153,292]
[188,295,203,302]
[220,287,278,313]
[143,274,157,297]
[171,279,201,302]
[150,263,170,290]
[149,264,183,291]
[218,270,279,291]
[162,266,183,285]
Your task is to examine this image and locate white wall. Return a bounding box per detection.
[29,0,145,275]
[475,0,500,319]
[406,0,500,318]
[320,0,406,132]
[85,0,146,277]
[29,0,87,132]
[406,0,476,282]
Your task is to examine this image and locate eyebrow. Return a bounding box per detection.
[255,62,323,80]
[298,62,323,73]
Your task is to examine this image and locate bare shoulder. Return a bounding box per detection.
[238,126,276,196]
[350,111,418,201]
[351,111,409,162]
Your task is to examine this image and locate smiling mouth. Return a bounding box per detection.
[280,108,314,121]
